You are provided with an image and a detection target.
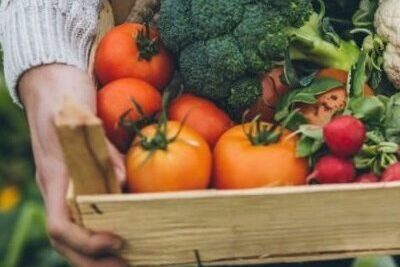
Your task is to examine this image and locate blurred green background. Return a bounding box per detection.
[0,54,69,267]
[0,55,398,267]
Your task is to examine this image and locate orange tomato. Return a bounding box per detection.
[168,94,233,148]
[213,123,308,189]
[97,78,162,152]
[95,23,174,90]
[299,68,374,126]
[126,122,212,193]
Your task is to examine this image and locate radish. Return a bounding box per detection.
[382,162,400,182]
[308,155,356,184]
[323,115,366,158]
[355,173,380,183]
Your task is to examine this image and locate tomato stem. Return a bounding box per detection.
[131,90,188,152]
[118,97,157,136]
[243,115,282,146]
[136,23,159,61]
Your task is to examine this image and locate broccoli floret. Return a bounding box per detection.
[191,0,244,40]
[158,0,193,53]
[180,38,243,100]
[159,0,315,117]
[288,10,361,71]
[226,78,263,120]
[233,4,287,73]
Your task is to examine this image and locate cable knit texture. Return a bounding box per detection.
[0,0,101,106]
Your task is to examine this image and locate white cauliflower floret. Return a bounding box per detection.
[375,0,400,89]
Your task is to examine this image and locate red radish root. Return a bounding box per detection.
[308,155,356,184]
[355,173,380,183]
[323,115,366,158]
[382,163,400,182]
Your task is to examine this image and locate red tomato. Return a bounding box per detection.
[168,94,233,148]
[97,78,162,152]
[95,23,174,90]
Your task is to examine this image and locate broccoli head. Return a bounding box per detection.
[159,0,358,118]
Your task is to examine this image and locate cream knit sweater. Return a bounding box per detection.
[0,0,102,106]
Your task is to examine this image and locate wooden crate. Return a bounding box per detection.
[57,1,400,266]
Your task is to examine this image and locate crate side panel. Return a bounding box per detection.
[77,186,400,266]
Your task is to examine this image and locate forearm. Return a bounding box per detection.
[19,64,97,198]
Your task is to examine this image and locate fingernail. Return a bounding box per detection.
[112,239,124,251]
[116,167,126,184]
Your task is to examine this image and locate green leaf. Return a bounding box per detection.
[283,49,300,88]
[349,50,368,98]
[275,77,343,121]
[297,136,324,158]
[298,124,323,139]
[321,17,341,47]
[281,110,307,131]
[370,67,382,89]
[352,0,380,32]
[296,125,324,158]
[354,130,399,174]
[349,96,385,123]
[384,93,400,143]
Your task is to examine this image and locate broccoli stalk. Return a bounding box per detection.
[288,12,361,71]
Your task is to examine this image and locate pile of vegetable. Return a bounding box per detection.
[94,0,400,193]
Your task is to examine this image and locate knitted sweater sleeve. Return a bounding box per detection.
[0,0,102,106]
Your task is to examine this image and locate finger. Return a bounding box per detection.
[107,141,126,185]
[46,183,124,256]
[53,240,128,267]
[47,215,124,257]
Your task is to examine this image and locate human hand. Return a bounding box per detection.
[19,64,127,267]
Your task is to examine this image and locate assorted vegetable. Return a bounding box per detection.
[168,94,232,148]
[213,121,308,189]
[95,23,174,89]
[126,121,212,192]
[97,78,162,152]
[94,0,400,193]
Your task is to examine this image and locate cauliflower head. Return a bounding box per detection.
[375,0,400,89]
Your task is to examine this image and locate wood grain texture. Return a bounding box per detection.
[55,97,121,196]
[67,183,83,225]
[75,183,400,266]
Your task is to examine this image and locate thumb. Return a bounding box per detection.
[107,141,127,186]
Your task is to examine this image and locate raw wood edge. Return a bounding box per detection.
[76,182,400,203]
[66,182,83,226]
[55,97,121,196]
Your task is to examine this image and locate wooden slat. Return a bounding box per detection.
[76,183,400,266]
[55,97,121,196]
[66,183,83,225]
